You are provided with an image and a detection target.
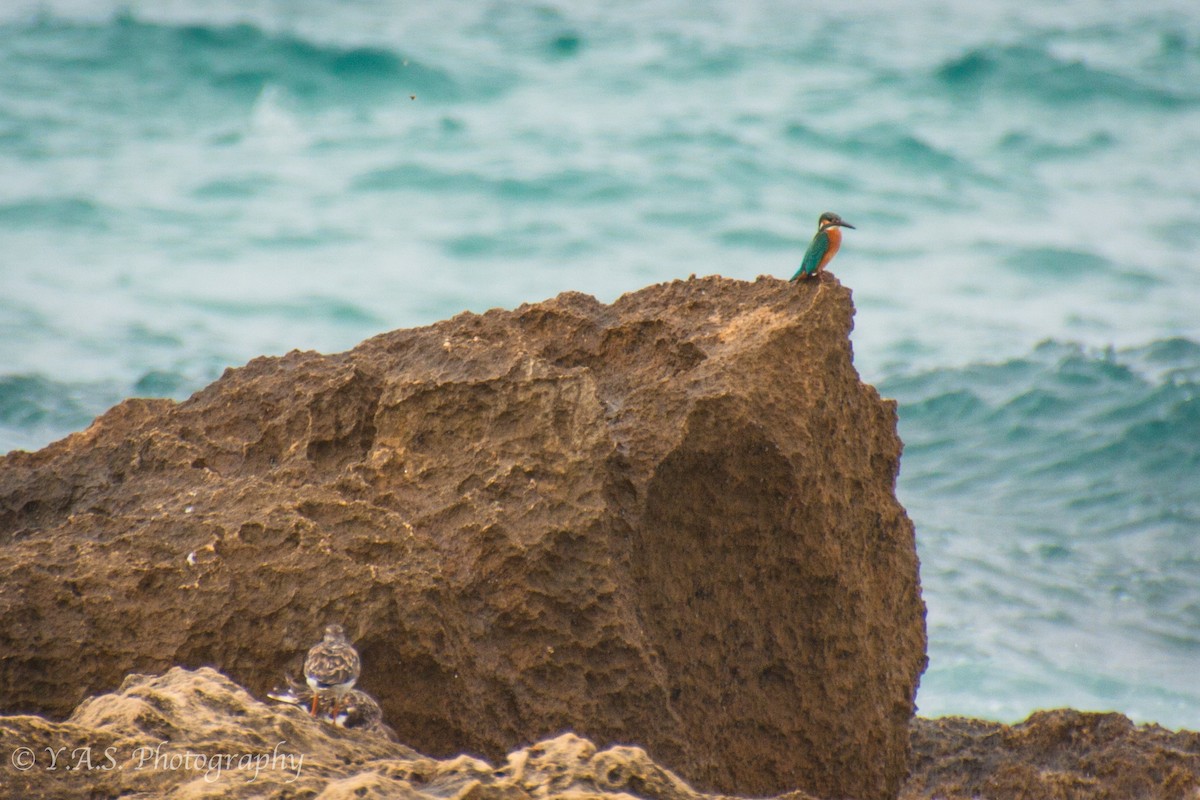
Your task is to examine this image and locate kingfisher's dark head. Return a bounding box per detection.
[818,212,855,230]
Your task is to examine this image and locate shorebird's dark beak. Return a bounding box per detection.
[838,220,856,229]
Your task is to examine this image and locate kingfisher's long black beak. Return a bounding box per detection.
[837,220,856,229]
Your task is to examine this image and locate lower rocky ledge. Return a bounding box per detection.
[0,667,822,800]
[904,710,1200,800]
[0,668,1196,800]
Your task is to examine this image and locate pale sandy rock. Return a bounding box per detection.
[0,668,823,799]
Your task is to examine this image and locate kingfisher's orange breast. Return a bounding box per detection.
[819,225,842,270]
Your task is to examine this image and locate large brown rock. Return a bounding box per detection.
[0,275,926,800]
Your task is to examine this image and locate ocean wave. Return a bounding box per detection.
[0,12,462,112]
[889,339,1200,512]
[442,223,593,261]
[0,374,120,449]
[1001,247,1114,280]
[183,295,382,326]
[885,337,1200,566]
[190,175,277,200]
[643,32,746,79]
[783,121,991,190]
[1129,337,1200,382]
[0,197,108,230]
[0,370,202,454]
[994,129,1117,159]
[841,124,967,173]
[933,41,1200,107]
[351,162,636,204]
[716,227,805,251]
[892,339,1200,724]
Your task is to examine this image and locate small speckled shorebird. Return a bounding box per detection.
[304,623,361,717]
[267,679,395,739]
[791,212,855,280]
[331,689,387,734]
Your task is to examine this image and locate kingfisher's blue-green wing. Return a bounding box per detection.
[790,230,831,280]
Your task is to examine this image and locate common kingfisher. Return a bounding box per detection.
[791,212,855,280]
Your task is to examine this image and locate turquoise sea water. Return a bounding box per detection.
[2,0,1199,728]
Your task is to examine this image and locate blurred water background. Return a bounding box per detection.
[2,0,1199,728]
